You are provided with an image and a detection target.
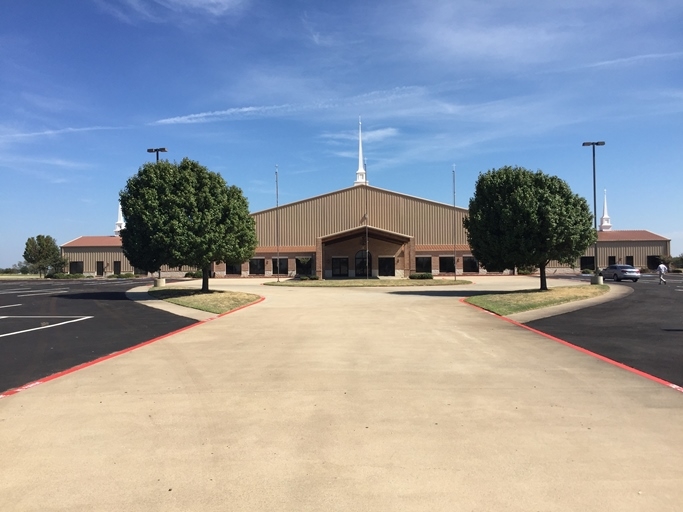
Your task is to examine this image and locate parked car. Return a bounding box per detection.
[599,264,640,282]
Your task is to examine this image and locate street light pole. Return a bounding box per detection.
[582,141,605,282]
[147,147,168,162]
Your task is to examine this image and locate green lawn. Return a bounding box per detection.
[148,288,261,314]
[465,284,609,316]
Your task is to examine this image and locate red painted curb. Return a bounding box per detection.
[460,297,683,394]
[0,295,265,400]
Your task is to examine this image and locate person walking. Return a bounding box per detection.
[657,262,668,284]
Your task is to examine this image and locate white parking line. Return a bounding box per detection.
[0,289,31,294]
[17,290,70,297]
[0,316,93,338]
[0,304,22,309]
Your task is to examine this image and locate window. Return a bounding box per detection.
[69,261,84,274]
[646,256,661,270]
[625,256,634,266]
[296,257,312,276]
[272,258,288,275]
[225,264,241,275]
[580,256,594,270]
[608,256,616,266]
[355,250,371,277]
[439,256,455,273]
[332,257,348,277]
[463,256,479,273]
[415,257,431,273]
[249,259,265,275]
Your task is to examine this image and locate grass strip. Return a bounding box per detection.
[148,287,261,314]
[465,284,609,316]
[265,278,472,287]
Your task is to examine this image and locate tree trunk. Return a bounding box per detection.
[202,264,211,292]
[539,263,548,291]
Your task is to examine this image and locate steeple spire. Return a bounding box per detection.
[114,202,125,236]
[599,189,612,231]
[354,117,368,186]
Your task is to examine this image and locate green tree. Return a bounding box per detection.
[463,166,596,291]
[23,235,66,277]
[120,158,257,292]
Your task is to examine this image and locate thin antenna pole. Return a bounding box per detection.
[365,158,369,279]
[452,165,457,281]
[275,165,280,283]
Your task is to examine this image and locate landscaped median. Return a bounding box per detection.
[465,284,609,316]
[148,287,261,314]
[264,278,472,287]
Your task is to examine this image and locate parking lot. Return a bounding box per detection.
[528,273,683,386]
[0,278,196,393]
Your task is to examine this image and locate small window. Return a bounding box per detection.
[415,257,431,273]
[625,256,634,266]
[608,256,616,265]
[272,258,288,275]
[69,261,84,274]
[296,257,313,276]
[332,257,348,277]
[249,259,265,275]
[439,256,455,273]
[225,264,241,275]
[463,256,479,273]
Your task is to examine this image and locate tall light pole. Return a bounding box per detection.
[147,147,167,162]
[452,164,457,281]
[275,165,280,283]
[582,141,605,281]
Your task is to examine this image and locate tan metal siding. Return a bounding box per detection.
[61,247,135,274]
[254,187,468,248]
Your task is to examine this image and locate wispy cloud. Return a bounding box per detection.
[585,52,683,68]
[0,125,122,140]
[97,0,248,23]
[321,127,399,143]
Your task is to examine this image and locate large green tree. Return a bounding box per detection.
[23,235,66,277]
[120,158,257,292]
[463,166,596,290]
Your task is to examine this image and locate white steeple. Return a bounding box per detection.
[114,202,125,236]
[353,117,368,186]
[599,189,612,231]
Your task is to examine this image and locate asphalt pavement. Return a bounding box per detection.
[0,278,196,393]
[526,273,683,386]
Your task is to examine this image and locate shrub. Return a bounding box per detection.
[49,273,85,279]
[517,265,536,275]
[672,269,682,273]
[184,271,203,278]
[107,274,118,278]
[299,275,309,280]
[120,272,135,278]
[580,268,593,274]
[409,272,433,279]
[308,275,319,280]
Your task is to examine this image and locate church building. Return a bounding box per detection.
[61,123,670,278]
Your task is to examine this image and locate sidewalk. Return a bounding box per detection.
[1,276,682,511]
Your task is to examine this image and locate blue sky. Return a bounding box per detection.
[1,0,682,267]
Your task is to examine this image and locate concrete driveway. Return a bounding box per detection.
[1,276,682,511]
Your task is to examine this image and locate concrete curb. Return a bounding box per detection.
[125,285,217,321]
[506,283,634,323]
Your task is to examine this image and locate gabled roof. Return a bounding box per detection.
[251,184,467,215]
[597,230,669,242]
[62,236,123,248]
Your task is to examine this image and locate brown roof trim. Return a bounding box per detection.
[416,244,471,252]
[61,236,123,248]
[597,230,669,242]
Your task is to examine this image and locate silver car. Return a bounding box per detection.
[600,264,640,282]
